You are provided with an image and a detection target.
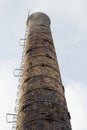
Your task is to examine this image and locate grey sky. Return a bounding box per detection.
[0,0,87,130]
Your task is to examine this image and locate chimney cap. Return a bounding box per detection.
[27,12,51,26]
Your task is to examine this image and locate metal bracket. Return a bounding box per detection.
[12,124,16,130]
[19,39,26,46]
[6,113,17,123]
[13,69,22,77]
[14,106,19,113]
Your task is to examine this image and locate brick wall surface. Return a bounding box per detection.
[16,12,72,130]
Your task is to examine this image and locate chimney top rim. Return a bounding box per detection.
[27,12,51,26]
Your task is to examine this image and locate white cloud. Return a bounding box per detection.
[0,58,19,130]
[0,1,87,130]
[65,81,87,130]
[28,0,87,32]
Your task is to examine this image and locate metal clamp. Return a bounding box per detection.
[19,39,26,46]
[6,113,17,123]
[14,106,19,113]
[17,85,21,90]
[17,91,21,97]
[13,69,22,77]
[12,124,16,130]
[15,98,19,105]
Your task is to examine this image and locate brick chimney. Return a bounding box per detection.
[17,12,72,130]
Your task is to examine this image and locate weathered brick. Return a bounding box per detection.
[17,12,72,130]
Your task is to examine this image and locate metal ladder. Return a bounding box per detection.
[6,10,30,130]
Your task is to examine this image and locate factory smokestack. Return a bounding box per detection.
[17,12,72,130]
